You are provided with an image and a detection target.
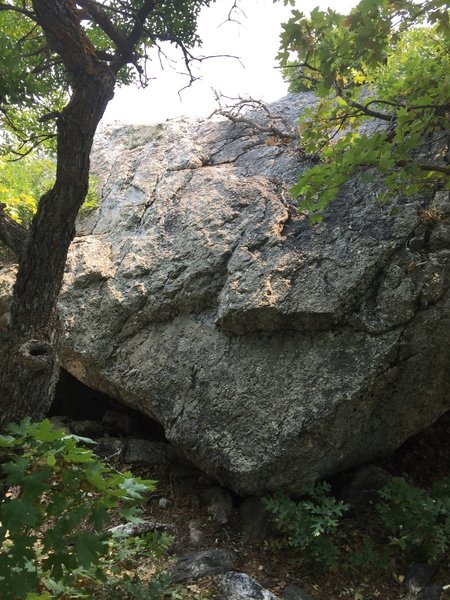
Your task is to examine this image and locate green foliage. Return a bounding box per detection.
[0,158,100,225]
[0,5,67,156]
[0,158,54,225]
[0,418,173,599]
[0,0,213,158]
[264,481,350,570]
[265,475,450,572]
[279,0,450,221]
[377,476,450,564]
[345,534,390,571]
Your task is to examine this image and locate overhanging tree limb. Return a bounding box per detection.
[278,0,449,218]
[109,0,157,72]
[76,0,128,54]
[414,162,450,176]
[334,84,396,123]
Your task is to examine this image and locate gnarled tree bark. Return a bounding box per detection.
[0,0,200,428]
[0,0,115,427]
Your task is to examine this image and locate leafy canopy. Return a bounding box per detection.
[279,0,450,221]
[0,4,66,156]
[0,0,212,157]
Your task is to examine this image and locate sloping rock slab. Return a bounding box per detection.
[1,93,449,495]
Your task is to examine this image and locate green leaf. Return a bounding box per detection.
[0,434,16,446]
[74,533,107,568]
[27,419,64,443]
[45,453,56,467]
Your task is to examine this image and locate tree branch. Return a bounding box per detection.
[364,98,450,114]
[0,204,29,260]
[416,162,450,175]
[0,4,35,19]
[76,0,128,52]
[107,0,157,73]
[31,0,105,79]
[334,85,396,122]
[124,0,157,49]
[212,94,295,140]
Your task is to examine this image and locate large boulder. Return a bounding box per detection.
[2,93,450,495]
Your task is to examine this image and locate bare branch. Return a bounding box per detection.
[0,108,56,157]
[38,111,61,123]
[219,0,246,26]
[279,61,322,74]
[6,137,55,159]
[30,59,64,75]
[95,49,115,61]
[364,98,450,113]
[211,93,295,140]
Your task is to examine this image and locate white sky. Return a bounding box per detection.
[103,0,357,124]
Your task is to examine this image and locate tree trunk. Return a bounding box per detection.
[0,5,116,427]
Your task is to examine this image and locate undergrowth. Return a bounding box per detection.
[1,417,448,596]
[264,476,450,573]
[0,418,176,599]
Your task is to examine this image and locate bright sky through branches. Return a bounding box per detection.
[104,0,357,124]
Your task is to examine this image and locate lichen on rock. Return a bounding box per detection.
[2,93,449,495]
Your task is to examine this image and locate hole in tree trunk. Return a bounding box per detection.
[50,369,167,442]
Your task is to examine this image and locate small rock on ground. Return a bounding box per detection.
[108,520,176,537]
[101,410,134,436]
[94,437,125,459]
[158,497,172,509]
[406,564,438,593]
[68,419,103,438]
[188,520,205,547]
[218,571,278,600]
[123,438,177,465]
[201,486,235,525]
[416,583,443,600]
[170,549,236,583]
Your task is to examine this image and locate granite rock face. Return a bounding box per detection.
[1,93,450,495]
